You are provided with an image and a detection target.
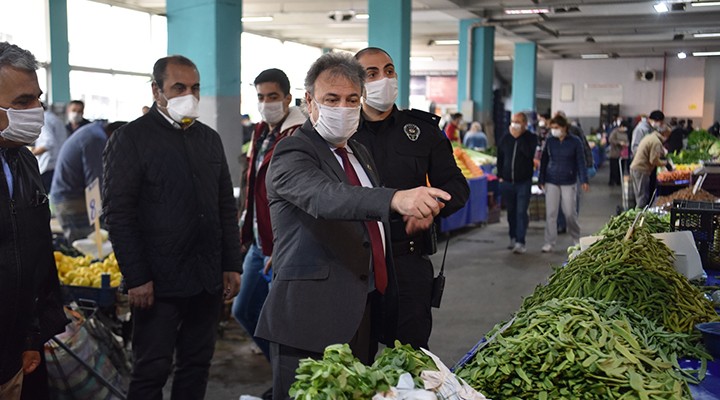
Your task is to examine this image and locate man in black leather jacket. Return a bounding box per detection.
[0,42,66,400]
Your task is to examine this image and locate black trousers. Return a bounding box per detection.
[127,291,222,400]
[395,253,434,349]
[609,158,629,185]
[270,294,377,400]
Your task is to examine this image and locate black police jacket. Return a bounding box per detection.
[354,107,470,241]
[0,146,66,384]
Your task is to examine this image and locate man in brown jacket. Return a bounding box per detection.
[630,122,671,207]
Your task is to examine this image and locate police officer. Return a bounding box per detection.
[353,47,470,349]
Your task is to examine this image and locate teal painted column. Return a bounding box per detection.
[48,0,70,104]
[166,0,243,185]
[511,42,537,114]
[368,0,411,109]
[457,20,494,125]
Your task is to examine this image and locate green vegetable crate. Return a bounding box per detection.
[671,199,720,269]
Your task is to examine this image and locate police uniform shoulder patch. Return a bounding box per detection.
[406,108,441,127]
[404,123,420,141]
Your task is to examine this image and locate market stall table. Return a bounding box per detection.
[440,175,487,233]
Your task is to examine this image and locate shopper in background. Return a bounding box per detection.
[0,41,66,400]
[463,121,488,150]
[233,68,305,376]
[65,100,90,135]
[630,124,671,208]
[31,108,66,192]
[497,112,538,254]
[631,110,663,156]
[443,112,463,143]
[534,113,550,162]
[51,120,125,243]
[255,52,451,400]
[665,118,685,155]
[353,47,469,350]
[607,120,630,186]
[103,55,243,400]
[539,115,589,253]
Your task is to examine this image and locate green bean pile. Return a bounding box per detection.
[597,209,670,237]
[524,228,719,333]
[290,342,437,400]
[456,297,705,399]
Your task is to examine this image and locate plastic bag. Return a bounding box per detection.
[420,349,490,400]
[372,373,437,400]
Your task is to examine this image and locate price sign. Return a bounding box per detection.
[85,178,102,226]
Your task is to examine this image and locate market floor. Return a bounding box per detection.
[200,165,623,399]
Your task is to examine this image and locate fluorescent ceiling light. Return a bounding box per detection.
[504,8,550,14]
[654,3,670,12]
[410,56,434,62]
[355,13,369,20]
[241,16,273,22]
[581,53,609,59]
[693,51,720,56]
[433,39,460,46]
[494,55,512,61]
[691,1,720,6]
[694,32,720,38]
[677,51,687,59]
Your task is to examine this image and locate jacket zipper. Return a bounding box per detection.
[511,140,518,182]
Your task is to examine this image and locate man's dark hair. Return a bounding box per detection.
[305,52,365,97]
[452,113,463,120]
[649,110,665,122]
[354,47,392,61]
[550,115,569,128]
[0,42,38,72]
[69,100,85,110]
[254,68,291,96]
[152,55,197,89]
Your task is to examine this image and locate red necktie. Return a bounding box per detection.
[334,147,388,294]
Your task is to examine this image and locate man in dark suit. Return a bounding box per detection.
[255,52,451,400]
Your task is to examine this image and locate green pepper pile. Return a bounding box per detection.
[596,209,670,237]
[289,342,437,400]
[525,228,719,333]
[456,297,709,400]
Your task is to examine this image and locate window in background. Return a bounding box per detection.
[0,0,50,62]
[70,70,151,121]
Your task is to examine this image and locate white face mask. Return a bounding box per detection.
[510,122,522,130]
[551,128,563,138]
[364,77,398,112]
[641,117,647,123]
[0,106,44,144]
[312,101,361,145]
[538,120,546,127]
[68,111,82,124]
[162,93,199,125]
[258,101,286,125]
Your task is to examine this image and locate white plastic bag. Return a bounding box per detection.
[372,373,437,400]
[420,349,490,400]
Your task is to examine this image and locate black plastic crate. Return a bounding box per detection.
[670,200,720,269]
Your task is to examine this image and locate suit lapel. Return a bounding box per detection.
[297,121,348,184]
[349,139,381,188]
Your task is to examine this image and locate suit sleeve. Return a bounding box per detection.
[496,137,505,181]
[427,131,470,217]
[268,136,397,222]
[102,128,153,289]
[217,142,243,273]
[577,139,589,184]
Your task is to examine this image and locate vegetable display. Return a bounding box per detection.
[596,209,670,237]
[523,227,719,333]
[456,297,708,400]
[290,342,437,400]
[654,187,719,211]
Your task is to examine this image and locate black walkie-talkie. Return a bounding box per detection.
[430,236,449,308]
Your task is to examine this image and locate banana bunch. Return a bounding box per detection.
[55,251,122,288]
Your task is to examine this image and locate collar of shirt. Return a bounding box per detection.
[157,107,195,130]
[0,151,12,198]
